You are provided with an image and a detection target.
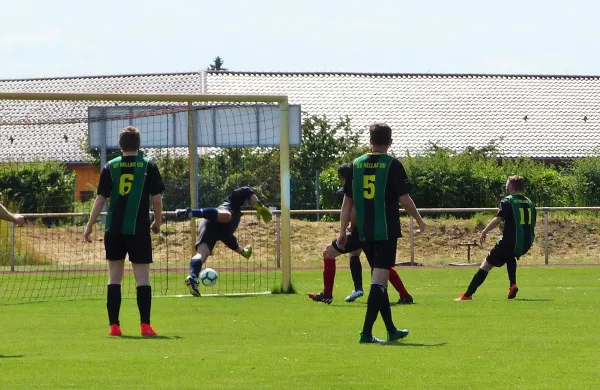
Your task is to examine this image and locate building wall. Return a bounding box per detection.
[71,165,100,202]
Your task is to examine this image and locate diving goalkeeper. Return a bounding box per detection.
[176,187,272,296]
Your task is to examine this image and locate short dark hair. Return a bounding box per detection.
[369,123,392,146]
[337,163,352,180]
[508,175,526,192]
[119,126,141,152]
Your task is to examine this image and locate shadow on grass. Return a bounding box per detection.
[382,342,448,348]
[116,335,183,340]
[513,298,553,302]
[390,302,418,307]
[2,298,102,307]
[0,354,24,359]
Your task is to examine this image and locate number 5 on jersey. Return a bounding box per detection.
[119,174,134,196]
[363,175,376,199]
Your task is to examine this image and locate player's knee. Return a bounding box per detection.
[323,245,337,259]
[217,210,232,223]
[196,245,211,261]
[480,260,493,271]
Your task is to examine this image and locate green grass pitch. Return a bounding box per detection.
[1,267,599,389]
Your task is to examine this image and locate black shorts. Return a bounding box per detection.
[486,241,520,267]
[360,239,397,270]
[331,231,362,254]
[104,232,152,264]
[195,220,239,253]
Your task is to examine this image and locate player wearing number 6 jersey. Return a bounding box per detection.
[339,123,426,344]
[84,126,165,337]
[456,176,536,301]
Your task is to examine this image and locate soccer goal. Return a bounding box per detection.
[0,92,298,303]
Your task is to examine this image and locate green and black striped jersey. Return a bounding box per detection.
[497,194,536,256]
[343,152,412,242]
[98,155,165,235]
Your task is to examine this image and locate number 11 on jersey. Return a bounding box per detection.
[519,207,532,225]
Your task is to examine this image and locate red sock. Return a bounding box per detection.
[389,267,409,297]
[323,258,336,298]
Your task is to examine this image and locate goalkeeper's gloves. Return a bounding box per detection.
[175,207,192,219]
[255,204,273,223]
[241,246,253,259]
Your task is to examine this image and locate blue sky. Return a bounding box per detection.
[1,0,598,79]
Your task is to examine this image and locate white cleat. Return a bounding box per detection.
[345,289,364,302]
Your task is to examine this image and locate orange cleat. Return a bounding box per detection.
[109,324,122,336]
[141,323,157,337]
[455,293,472,301]
[507,284,519,299]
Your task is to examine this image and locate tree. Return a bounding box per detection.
[208,56,228,71]
[290,114,367,210]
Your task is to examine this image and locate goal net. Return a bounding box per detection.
[0,93,295,303]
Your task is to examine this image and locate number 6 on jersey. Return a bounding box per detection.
[119,174,134,196]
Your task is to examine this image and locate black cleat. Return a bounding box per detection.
[397,294,414,304]
[308,291,332,304]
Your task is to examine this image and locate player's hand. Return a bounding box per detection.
[151,221,160,234]
[480,230,488,245]
[336,231,347,251]
[13,214,25,227]
[175,208,192,219]
[256,204,273,223]
[83,225,93,243]
[416,218,426,233]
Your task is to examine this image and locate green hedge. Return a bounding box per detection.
[318,149,600,209]
[0,162,75,214]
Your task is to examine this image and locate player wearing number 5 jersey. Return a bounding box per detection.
[84,126,165,337]
[456,176,536,301]
[339,123,426,344]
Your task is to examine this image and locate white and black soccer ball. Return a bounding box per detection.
[200,268,218,287]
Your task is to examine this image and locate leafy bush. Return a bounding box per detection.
[319,167,342,210]
[0,162,75,214]
[571,157,600,206]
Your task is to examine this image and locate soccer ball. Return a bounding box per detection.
[200,268,218,287]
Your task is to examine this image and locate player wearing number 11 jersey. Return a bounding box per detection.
[456,175,536,301]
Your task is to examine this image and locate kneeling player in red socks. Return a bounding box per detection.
[308,164,414,305]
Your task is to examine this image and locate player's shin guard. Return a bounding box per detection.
[379,288,396,333]
[465,269,489,297]
[323,258,336,298]
[362,284,385,336]
[190,207,218,221]
[349,255,363,291]
[136,285,152,325]
[107,284,121,325]
[389,267,409,297]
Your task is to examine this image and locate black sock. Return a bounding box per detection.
[107,284,121,326]
[190,257,203,278]
[362,284,385,336]
[349,255,363,291]
[379,288,396,333]
[191,208,218,221]
[506,258,517,286]
[136,285,152,325]
[465,269,489,297]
